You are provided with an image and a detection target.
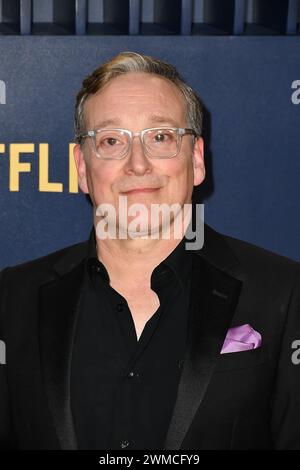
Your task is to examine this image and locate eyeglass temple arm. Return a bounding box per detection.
[178,128,198,137]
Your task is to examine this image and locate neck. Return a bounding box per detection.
[94,205,192,286]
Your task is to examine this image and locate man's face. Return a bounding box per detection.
[74,72,205,236]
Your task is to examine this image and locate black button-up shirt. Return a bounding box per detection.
[71,229,193,450]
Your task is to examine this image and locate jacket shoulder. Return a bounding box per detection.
[0,241,88,285]
[222,230,300,277]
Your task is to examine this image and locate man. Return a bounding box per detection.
[0,51,300,450]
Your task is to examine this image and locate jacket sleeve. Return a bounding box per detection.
[271,268,300,449]
[0,268,16,449]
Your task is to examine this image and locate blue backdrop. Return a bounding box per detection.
[0,36,299,267]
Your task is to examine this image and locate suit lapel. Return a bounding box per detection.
[39,248,86,450]
[164,225,244,450]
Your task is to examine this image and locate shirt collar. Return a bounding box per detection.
[152,233,192,289]
[86,227,192,289]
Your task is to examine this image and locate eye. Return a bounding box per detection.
[105,137,118,146]
[154,133,166,142]
[97,132,126,148]
[152,130,174,144]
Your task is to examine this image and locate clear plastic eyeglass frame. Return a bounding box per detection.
[77,127,197,160]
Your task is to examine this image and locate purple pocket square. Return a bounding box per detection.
[221,324,262,354]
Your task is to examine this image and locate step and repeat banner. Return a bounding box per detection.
[0,36,299,267]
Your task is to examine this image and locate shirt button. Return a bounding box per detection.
[120,440,130,449]
[117,303,124,312]
[160,268,168,275]
[91,263,100,272]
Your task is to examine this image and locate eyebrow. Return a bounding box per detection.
[92,114,181,130]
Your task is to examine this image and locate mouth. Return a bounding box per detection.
[121,187,160,195]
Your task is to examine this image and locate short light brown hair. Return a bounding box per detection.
[74,51,203,144]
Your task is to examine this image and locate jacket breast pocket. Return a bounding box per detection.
[214,345,269,373]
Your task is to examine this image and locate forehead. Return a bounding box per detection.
[83,72,187,128]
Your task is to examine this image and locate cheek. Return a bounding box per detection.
[164,157,193,186]
[86,164,115,202]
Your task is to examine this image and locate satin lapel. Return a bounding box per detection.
[39,260,85,450]
[164,253,243,450]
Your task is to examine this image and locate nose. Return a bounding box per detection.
[123,133,152,176]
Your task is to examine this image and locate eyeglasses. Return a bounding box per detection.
[77,127,197,160]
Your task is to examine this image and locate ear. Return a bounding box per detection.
[73,144,89,194]
[192,137,205,186]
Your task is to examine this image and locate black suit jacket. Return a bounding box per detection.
[1,223,300,450]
